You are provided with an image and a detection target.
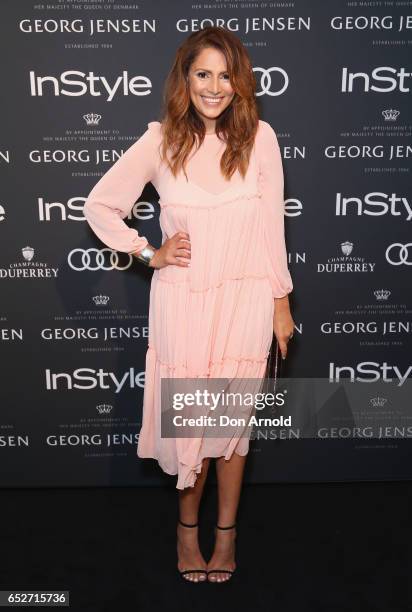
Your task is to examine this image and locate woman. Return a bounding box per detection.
[83,26,295,584]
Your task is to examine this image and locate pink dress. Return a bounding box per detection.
[83,119,293,490]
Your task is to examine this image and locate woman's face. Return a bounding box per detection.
[187,46,235,126]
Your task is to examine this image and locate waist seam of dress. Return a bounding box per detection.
[155,274,271,291]
[159,191,262,209]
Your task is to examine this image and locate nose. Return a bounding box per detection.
[207,76,221,95]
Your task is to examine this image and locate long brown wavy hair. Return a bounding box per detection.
[158,26,259,181]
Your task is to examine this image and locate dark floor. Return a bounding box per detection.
[1,478,411,611]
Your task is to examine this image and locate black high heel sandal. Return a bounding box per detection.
[207,523,237,582]
[177,519,208,582]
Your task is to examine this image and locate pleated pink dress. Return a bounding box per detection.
[83,119,293,490]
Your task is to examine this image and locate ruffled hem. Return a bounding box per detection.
[136,345,266,490]
[146,345,268,376]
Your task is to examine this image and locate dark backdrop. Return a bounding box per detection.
[1,0,411,487]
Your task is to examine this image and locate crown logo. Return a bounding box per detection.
[96,404,113,414]
[382,109,400,122]
[93,295,110,306]
[83,113,102,126]
[22,246,34,261]
[370,397,387,408]
[374,289,390,301]
[340,241,353,256]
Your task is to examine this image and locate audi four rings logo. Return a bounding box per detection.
[253,67,289,96]
[68,248,133,271]
[385,243,412,266]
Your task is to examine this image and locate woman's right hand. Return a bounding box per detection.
[149,232,191,269]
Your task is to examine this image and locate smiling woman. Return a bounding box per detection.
[83,25,295,585]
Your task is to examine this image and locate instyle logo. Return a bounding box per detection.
[329,362,412,386]
[38,196,86,220]
[335,192,412,221]
[341,67,412,93]
[37,198,154,222]
[45,367,145,391]
[29,70,152,101]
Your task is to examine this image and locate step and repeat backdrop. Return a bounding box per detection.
[1,0,411,487]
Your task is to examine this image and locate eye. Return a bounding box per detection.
[196,71,208,79]
[222,74,230,80]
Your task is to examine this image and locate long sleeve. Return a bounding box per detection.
[83,122,159,254]
[257,120,293,298]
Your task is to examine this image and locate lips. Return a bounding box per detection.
[201,96,223,105]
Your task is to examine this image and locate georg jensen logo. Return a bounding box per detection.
[330,15,411,32]
[20,18,156,35]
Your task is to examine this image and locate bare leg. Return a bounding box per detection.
[177,457,211,582]
[207,452,247,582]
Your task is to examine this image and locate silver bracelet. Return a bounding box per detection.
[132,244,156,267]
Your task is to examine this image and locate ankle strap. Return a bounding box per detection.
[178,518,198,528]
[216,523,236,530]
